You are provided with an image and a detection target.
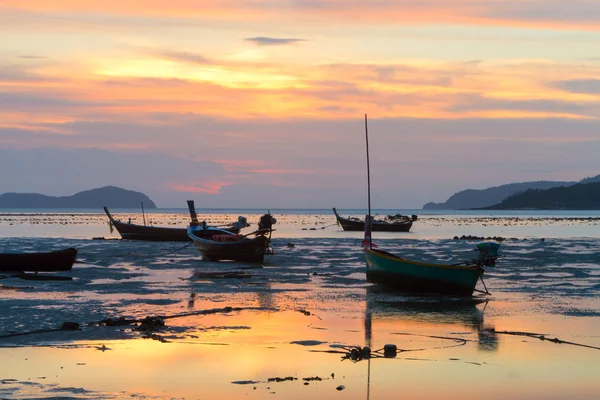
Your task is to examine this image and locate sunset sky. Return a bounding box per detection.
[1,1,599,208]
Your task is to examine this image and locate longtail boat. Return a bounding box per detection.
[365,243,499,296]
[333,207,416,232]
[0,248,77,273]
[104,206,247,242]
[360,114,500,296]
[187,201,276,263]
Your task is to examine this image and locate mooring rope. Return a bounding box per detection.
[0,306,278,340]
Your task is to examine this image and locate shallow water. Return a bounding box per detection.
[1,211,599,399]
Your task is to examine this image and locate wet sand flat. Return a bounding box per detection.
[1,211,599,399]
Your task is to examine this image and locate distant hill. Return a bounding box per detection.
[423,174,600,210]
[0,186,156,209]
[483,181,600,210]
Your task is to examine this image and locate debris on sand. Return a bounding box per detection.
[302,376,323,381]
[291,340,327,346]
[192,271,252,279]
[136,316,165,332]
[268,376,297,382]
[452,235,506,241]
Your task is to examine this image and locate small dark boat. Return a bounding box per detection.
[187,201,276,263]
[0,248,77,273]
[104,206,247,242]
[333,207,416,232]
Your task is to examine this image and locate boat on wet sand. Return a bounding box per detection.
[187,201,276,263]
[360,114,499,295]
[104,206,246,242]
[0,248,77,273]
[365,242,500,296]
[333,208,416,232]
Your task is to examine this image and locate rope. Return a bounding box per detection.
[0,306,278,340]
[494,330,600,351]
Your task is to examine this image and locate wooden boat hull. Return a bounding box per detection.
[188,229,271,263]
[110,219,191,241]
[333,208,413,232]
[105,207,240,242]
[0,248,77,272]
[365,248,482,296]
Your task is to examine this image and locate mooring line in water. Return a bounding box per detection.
[0,322,81,339]
[494,330,600,351]
[86,306,279,326]
[0,306,278,341]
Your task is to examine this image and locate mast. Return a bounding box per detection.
[365,114,371,219]
[365,114,372,249]
[364,114,373,398]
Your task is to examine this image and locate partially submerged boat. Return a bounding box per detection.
[104,206,247,242]
[333,208,416,232]
[187,201,276,263]
[0,248,77,273]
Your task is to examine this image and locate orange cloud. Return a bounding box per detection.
[2,56,599,136]
[214,159,266,173]
[248,169,318,174]
[168,182,232,195]
[2,0,599,31]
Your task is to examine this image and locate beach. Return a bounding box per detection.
[1,209,599,399]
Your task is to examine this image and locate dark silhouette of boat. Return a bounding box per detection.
[333,207,416,232]
[0,248,77,272]
[104,206,246,242]
[187,201,276,263]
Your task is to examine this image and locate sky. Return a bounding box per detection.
[1,0,599,209]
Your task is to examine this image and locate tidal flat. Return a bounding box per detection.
[1,211,599,399]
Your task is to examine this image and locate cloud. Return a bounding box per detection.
[17,55,48,59]
[0,65,49,83]
[154,49,212,64]
[3,1,600,32]
[553,79,600,95]
[447,95,592,116]
[168,182,231,195]
[484,0,600,23]
[2,116,600,208]
[245,37,307,46]
[0,147,225,203]
[0,91,112,113]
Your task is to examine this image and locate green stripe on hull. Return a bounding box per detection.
[365,249,482,296]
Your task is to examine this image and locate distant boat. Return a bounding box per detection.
[104,206,247,242]
[0,248,77,273]
[333,207,416,232]
[360,114,499,296]
[187,200,276,263]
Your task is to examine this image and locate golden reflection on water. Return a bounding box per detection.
[1,289,599,399]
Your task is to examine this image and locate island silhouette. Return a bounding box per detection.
[0,186,156,209]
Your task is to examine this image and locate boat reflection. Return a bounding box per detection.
[364,286,498,352]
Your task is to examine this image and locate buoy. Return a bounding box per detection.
[361,346,371,359]
[383,344,397,358]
